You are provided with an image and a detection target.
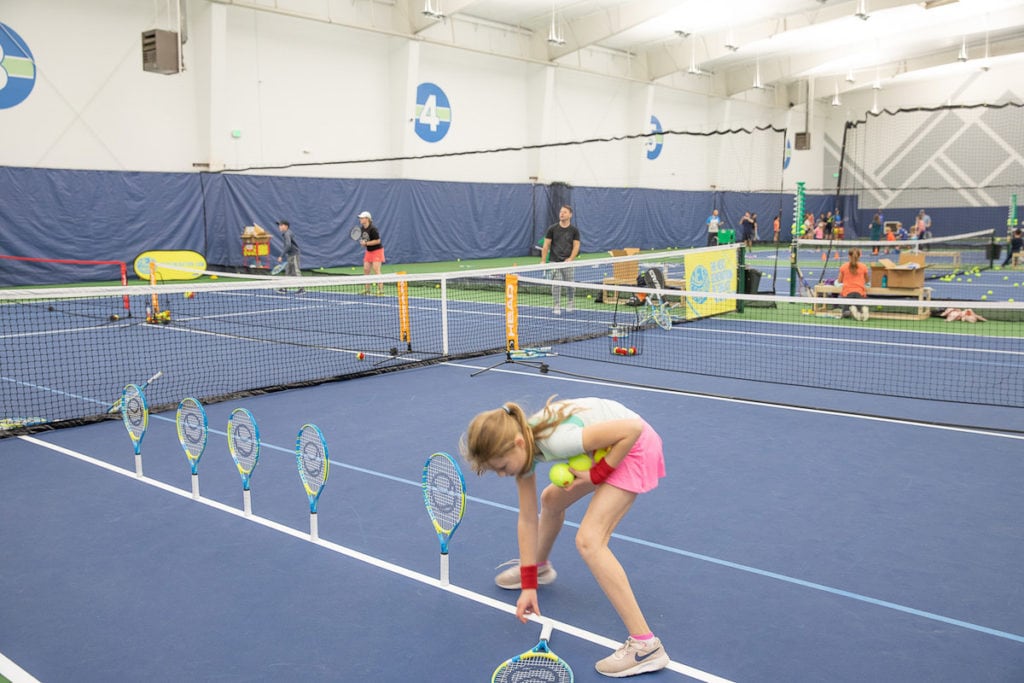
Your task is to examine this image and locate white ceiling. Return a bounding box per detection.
[412,0,1024,99]
[217,0,1024,102]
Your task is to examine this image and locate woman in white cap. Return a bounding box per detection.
[358,211,385,295]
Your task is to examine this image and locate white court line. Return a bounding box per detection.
[0,652,42,683]
[17,435,732,683]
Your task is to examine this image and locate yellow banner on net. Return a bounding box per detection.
[683,248,738,320]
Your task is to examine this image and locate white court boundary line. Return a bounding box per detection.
[16,435,732,683]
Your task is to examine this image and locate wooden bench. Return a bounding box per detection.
[812,284,933,320]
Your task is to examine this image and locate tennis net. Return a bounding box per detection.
[3,241,1022,433]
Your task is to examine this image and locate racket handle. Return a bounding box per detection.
[243,488,252,517]
[191,472,200,500]
[309,511,319,541]
[440,553,450,587]
[134,454,143,478]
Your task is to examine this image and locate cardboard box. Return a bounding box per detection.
[607,248,641,281]
[871,253,928,288]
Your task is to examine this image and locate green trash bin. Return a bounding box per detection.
[718,229,735,245]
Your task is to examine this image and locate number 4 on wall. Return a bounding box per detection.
[414,82,451,143]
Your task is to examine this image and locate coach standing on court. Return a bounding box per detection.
[358,210,385,295]
[539,205,580,315]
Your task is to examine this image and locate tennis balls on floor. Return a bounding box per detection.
[548,463,574,488]
[568,454,593,472]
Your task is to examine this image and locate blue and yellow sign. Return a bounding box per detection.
[134,250,207,280]
[684,248,737,320]
[645,115,663,160]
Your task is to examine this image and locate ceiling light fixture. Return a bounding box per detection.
[753,57,764,89]
[845,68,856,83]
[724,29,739,52]
[957,36,968,62]
[547,4,565,46]
[421,0,444,19]
[832,83,841,107]
[855,0,870,20]
[687,36,701,74]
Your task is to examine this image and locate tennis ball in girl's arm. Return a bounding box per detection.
[568,454,593,472]
[549,463,575,488]
[593,448,609,463]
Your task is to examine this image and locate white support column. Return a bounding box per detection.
[207,3,227,172]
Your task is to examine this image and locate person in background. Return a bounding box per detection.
[916,209,932,240]
[539,205,581,315]
[869,213,883,254]
[773,211,781,243]
[276,220,303,293]
[705,209,722,246]
[461,396,670,678]
[1002,228,1023,267]
[884,224,896,254]
[739,211,755,248]
[836,247,870,321]
[358,210,385,295]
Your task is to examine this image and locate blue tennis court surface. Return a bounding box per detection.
[2,352,1021,682]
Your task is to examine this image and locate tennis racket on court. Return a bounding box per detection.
[108,370,162,413]
[492,622,573,683]
[176,397,208,499]
[271,263,286,275]
[508,347,557,360]
[120,383,149,477]
[421,451,466,586]
[227,407,261,516]
[349,226,366,242]
[296,423,330,540]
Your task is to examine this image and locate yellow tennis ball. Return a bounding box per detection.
[210,274,218,280]
[1015,282,1021,287]
[981,295,988,300]
[1009,298,1015,302]
[594,448,608,463]
[568,454,593,472]
[548,463,574,488]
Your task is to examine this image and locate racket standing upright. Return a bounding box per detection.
[227,408,261,516]
[120,384,149,477]
[296,423,330,540]
[109,370,162,414]
[176,397,209,499]
[492,622,573,683]
[421,451,466,586]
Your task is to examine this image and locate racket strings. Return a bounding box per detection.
[425,468,463,531]
[177,403,207,459]
[493,652,572,683]
[228,411,260,473]
[298,436,327,488]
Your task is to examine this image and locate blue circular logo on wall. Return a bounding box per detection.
[414,82,451,143]
[645,115,663,160]
[0,24,36,109]
[783,138,792,170]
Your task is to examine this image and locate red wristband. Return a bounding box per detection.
[520,564,538,590]
[589,458,615,485]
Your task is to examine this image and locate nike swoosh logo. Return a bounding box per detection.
[635,647,662,662]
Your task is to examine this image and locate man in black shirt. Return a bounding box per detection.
[539,205,581,315]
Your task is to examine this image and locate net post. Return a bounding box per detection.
[148,262,159,323]
[790,181,805,297]
[120,262,130,316]
[397,271,411,350]
[737,246,746,313]
[505,273,519,352]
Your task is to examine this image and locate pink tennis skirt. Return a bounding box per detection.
[605,422,666,494]
[364,249,385,264]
